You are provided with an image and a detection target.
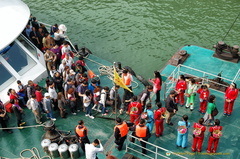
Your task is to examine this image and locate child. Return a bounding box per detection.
[207,119,222,153]
[57,92,66,118]
[176,115,190,148]
[175,75,187,106]
[185,79,198,111]
[83,90,94,119]
[197,85,210,114]
[192,118,206,152]
[10,99,25,127]
[92,86,101,112]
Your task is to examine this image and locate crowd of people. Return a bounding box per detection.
[0,15,239,158]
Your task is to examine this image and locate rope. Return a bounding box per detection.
[0,123,45,130]
[222,12,240,41]
[20,147,51,159]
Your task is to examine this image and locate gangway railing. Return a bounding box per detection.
[126,134,188,159]
[164,64,236,98]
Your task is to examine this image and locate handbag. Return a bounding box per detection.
[211,107,218,116]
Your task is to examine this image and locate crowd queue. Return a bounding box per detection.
[0,16,239,158]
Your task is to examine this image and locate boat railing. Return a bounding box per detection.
[125,134,188,159]
[164,64,235,96]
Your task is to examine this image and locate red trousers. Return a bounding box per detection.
[192,136,204,152]
[224,101,235,114]
[130,114,140,125]
[176,92,185,105]
[155,119,164,136]
[199,100,207,113]
[207,136,219,153]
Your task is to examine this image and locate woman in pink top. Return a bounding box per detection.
[149,71,162,103]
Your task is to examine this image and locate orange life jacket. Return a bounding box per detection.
[114,122,128,137]
[136,125,147,138]
[76,126,88,137]
[122,74,131,86]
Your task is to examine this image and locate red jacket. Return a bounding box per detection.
[128,101,142,115]
[175,80,187,92]
[225,87,238,101]
[154,107,166,120]
[35,90,43,102]
[197,88,210,100]
[193,123,206,138]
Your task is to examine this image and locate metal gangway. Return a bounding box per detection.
[163,64,240,99]
[125,134,188,159]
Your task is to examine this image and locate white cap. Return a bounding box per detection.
[44,92,50,97]
[69,69,76,75]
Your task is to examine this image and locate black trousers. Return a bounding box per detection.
[155,90,160,102]
[80,136,90,152]
[0,117,7,131]
[115,135,127,150]
[131,132,148,154]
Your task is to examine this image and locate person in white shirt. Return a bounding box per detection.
[85,139,104,159]
[83,90,94,119]
[48,81,58,109]
[58,60,71,75]
[62,54,74,69]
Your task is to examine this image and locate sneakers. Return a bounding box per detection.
[119,109,123,114]
[46,117,50,119]
[77,110,81,112]
[72,113,77,115]
[85,114,89,117]
[51,118,56,121]
[19,122,26,126]
[102,113,108,116]
[92,108,97,110]
[89,116,94,119]
[97,109,101,112]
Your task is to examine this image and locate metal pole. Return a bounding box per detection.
[113,62,117,121]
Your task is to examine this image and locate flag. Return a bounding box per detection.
[113,67,133,92]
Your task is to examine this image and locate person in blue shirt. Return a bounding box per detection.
[176,114,190,148]
[144,103,154,133]
[88,79,98,95]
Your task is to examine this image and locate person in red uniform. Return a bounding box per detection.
[175,75,187,106]
[114,117,133,151]
[224,82,238,116]
[154,102,166,137]
[131,119,151,155]
[207,119,222,153]
[127,96,142,125]
[192,118,206,152]
[75,120,90,152]
[197,85,210,114]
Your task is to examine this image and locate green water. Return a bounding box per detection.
[23,0,240,79]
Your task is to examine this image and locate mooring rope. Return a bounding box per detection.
[20,147,51,159]
[222,12,240,41]
[0,123,45,130]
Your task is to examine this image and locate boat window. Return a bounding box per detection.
[0,62,16,92]
[1,42,37,76]
[18,35,38,59]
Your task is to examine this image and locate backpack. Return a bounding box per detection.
[211,107,218,116]
[178,125,187,134]
[193,126,203,137]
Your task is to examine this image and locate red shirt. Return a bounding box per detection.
[75,60,86,67]
[128,101,142,115]
[197,88,210,100]
[35,90,43,102]
[154,107,166,120]
[9,93,19,105]
[193,123,206,137]
[175,80,187,92]
[225,87,238,101]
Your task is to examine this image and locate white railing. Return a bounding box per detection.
[126,134,188,159]
[164,64,236,98]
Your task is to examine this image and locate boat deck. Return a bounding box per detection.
[1,46,240,159]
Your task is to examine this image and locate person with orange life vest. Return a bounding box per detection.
[114,117,134,151]
[192,118,206,152]
[207,119,222,153]
[197,85,210,114]
[223,82,238,116]
[154,102,166,137]
[75,120,90,152]
[131,119,151,155]
[175,75,187,106]
[121,69,134,112]
[127,96,142,125]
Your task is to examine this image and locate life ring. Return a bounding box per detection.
[136,75,150,87]
[77,47,92,57]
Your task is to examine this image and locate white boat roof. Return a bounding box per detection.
[0,0,30,51]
